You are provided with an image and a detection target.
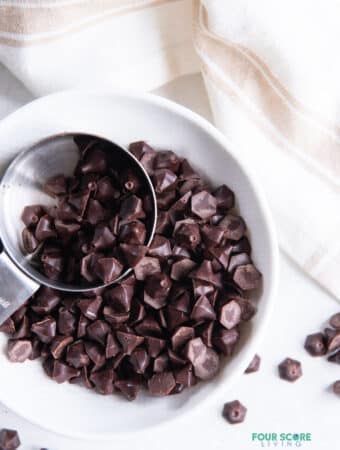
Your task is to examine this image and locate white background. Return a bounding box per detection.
[0,68,338,450]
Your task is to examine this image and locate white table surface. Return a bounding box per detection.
[0,66,338,450]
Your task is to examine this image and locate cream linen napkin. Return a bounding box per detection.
[0,0,338,299]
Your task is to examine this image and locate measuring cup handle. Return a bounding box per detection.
[0,251,39,325]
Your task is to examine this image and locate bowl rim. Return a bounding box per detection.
[0,89,279,440]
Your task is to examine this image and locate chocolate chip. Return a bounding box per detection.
[12,316,30,339]
[328,350,340,364]
[212,185,234,212]
[96,257,123,283]
[120,244,147,267]
[148,235,172,259]
[35,215,57,241]
[330,313,340,330]
[174,364,196,387]
[189,260,222,288]
[92,225,115,250]
[78,296,102,320]
[233,264,262,291]
[327,330,340,353]
[0,318,15,334]
[171,326,195,351]
[191,190,217,219]
[213,327,240,356]
[58,307,76,336]
[219,215,245,241]
[87,320,110,346]
[31,286,61,314]
[153,168,178,194]
[116,331,144,355]
[184,337,220,380]
[245,354,261,373]
[115,379,140,401]
[191,296,216,322]
[119,195,146,222]
[174,221,201,249]
[50,335,73,359]
[7,339,32,362]
[106,284,133,313]
[90,368,115,395]
[155,211,171,234]
[22,227,39,253]
[77,315,90,338]
[170,259,196,281]
[22,204,44,228]
[166,306,189,330]
[31,316,56,343]
[134,256,161,280]
[129,348,150,374]
[333,380,340,396]
[119,220,147,245]
[278,358,302,382]
[0,429,21,450]
[154,150,181,173]
[219,300,242,330]
[228,253,251,273]
[222,400,247,424]
[66,340,90,368]
[46,359,80,383]
[148,371,176,396]
[153,353,169,373]
[81,147,107,174]
[145,336,166,358]
[105,333,120,358]
[84,341,106,369]
[304,333,326,356]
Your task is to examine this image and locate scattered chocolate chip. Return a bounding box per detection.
[31,316,56,343]
[245,354,261,373]
[0,429,21,450]
[278,358,302,382]
[304,333,326,356]
[222,400,247,424]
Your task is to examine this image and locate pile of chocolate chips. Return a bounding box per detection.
[304,311,340,395]
[21,136,152,285]
[1,141,261,400]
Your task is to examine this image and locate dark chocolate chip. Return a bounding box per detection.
[0,429,21,450]
[87,320,110,346]
[219,300,242,330]
[191,190,217,219]
[115,379,140,401]
[145,336,166,358]
[245,354,261,373]
[84,341,106,369]
[120,243,147,268]
[58,307,76,336]
[129,348,150,374]
[50,335,73,359]
[191,296,216,322]
[212,185,234,212]
[171,326,195,351]
[96,257,123,283]
[218,215,245,241]
[170,259,196,281]
[184,337,220,380]
[213,327,240,356]
[304,333,327,356]
[116,331,144,355]
[222,400,247,424]
[278,358,302,382]
[333,380,340,396]
[134,256,161,280]
[148,235,172,259]
[7,339,32,362]
[119,195,146,222]
[119,220,146,245]
[22,204,44,228]
[31,316,56,343]
[153,353,169,373]
[35,215,57,241]
[66,340,90,368]
[105,333,120,358]
[328,350,340,364]
[22,227,39,253]
[233,264,262,291]
[148,371,176,396]
[78,296,102,320]
[90,368,115,395]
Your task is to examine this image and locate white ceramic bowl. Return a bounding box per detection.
[0,91,278,439]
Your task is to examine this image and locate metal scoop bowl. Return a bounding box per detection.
[0,133,157,324]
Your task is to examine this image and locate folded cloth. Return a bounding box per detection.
[0,0,338,299]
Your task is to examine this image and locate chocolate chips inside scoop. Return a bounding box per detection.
[21,136,153,286]
[3,140,261,401]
